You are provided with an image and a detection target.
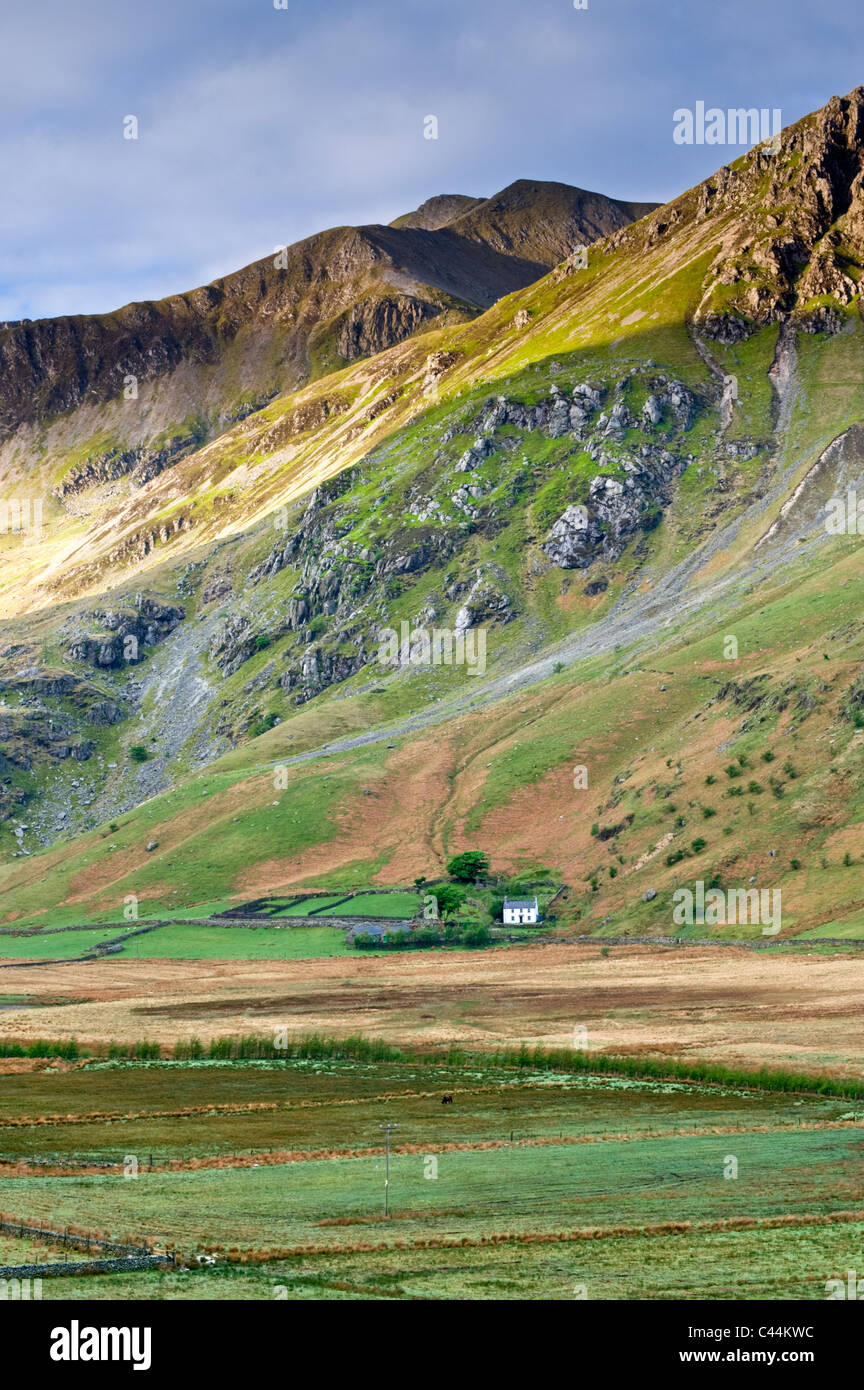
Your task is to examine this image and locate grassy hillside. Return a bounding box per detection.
[1,89,864,944]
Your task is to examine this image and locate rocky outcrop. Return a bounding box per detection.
[279,642,368,702]
[336,295,443,359]
[693,87,864,335]
[67,595,185,669]
[453,569,515,631]
[53,430,204,499]
[543,445,686,569]
[209,615,262,677]
[474,383,606,440]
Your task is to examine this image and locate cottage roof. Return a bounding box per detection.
[503,897,538,910]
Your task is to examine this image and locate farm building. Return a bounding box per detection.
[345,921,412,944]
[502,896,539,925]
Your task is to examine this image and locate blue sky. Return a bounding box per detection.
[1,0,862,320]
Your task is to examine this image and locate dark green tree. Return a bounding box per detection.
[446,850,489,882]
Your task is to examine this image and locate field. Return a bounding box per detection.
[113,924,351,961]
[2,942,864,1077]
[0,923,354,963]
[317,892,420,917]
[0,930,120,959]
[2,931,864,1302]
[1,1055,864,1300]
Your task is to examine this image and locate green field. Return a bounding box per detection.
[115,924,350,960]
[317,892,419,918]
[274,896,349,916]
[0,929,115,960]
[1,1056,863,1298]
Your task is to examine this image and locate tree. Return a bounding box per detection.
[433,884,464,917]
[446,851,489,883]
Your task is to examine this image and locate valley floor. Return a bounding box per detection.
[2,941,863,1076]
[0,1054,862,1301]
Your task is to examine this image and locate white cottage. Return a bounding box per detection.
[502,896,539,925]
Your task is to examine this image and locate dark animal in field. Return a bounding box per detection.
[442,1094,454,1104]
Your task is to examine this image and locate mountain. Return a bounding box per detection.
[390,194,485,230]
[390,181,657,266]
[441,179,658,267]
[1,87,864,941]
[0,179,652,502]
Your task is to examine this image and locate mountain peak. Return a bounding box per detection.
[603,84,864,342]
[389,194,485,230]
[442,178,659,268]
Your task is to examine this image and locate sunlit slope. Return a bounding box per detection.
[2,523,863,938]
[8,86,864,617]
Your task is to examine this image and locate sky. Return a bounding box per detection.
[1,0,862,321]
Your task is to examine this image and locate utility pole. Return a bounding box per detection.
[379,1122,397,1218]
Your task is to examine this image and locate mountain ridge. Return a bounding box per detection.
[2,86,864,942]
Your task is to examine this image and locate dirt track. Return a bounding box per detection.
[2,942,863,1076]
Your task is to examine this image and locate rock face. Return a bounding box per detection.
[543,447,686,569]
[53,430,208,498]
[246,466,464,702]
[453,569,515,632]
[67,596,185,668]
[209,615,259,677]
[689,87,864,336]
[336,295,442,359]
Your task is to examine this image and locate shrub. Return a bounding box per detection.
[690,837,707,854]
[250,711,280,738]
[129,745,149,763]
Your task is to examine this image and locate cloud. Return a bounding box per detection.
[2,0,863,318]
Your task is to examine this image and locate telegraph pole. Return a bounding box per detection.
[379,1122,397,1217]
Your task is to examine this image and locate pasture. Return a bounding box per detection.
[1,1055,863,1299]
